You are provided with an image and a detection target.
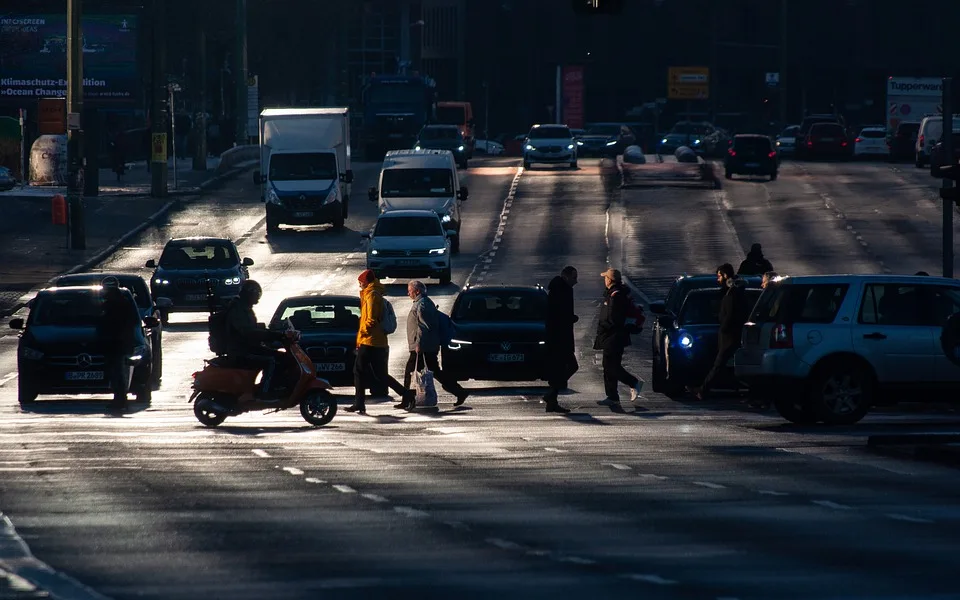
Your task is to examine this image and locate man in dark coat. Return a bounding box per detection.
[737,243,774,276]
[99,276,139,414]
[689,263,750,400]
[542,266,578,413]
[594,268,644,408]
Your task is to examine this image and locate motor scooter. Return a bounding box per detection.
[189,329,337,428]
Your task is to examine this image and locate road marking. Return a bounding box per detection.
[885,513,934,524]
[0,467,71,472]
[304,477,325,484]
[757,490,789,496]
[443,520,470,531]
[332,484,356,494]
[692,481,725,490]
[361,493,389,503]
[812,500,852,510]
[621,574,678,585]
[525,549,551,557]
[252,449,271,458]
[604,463,632,470]
[543,447,565,453]
[559,556,596,565]
[0,372,17,387]
[282,467,304,476]
[394,506,429,518]
[485,538,524,551]
[638,473,669,480]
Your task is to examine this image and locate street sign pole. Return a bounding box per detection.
[66,0,85,250]
[943,77,953,279]
[18,109,26,188]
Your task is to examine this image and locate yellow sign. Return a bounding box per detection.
[151,133,167,163]
[668,67,709,100]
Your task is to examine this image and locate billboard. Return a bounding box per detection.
[0,14,139,104]
[561,65,584,130]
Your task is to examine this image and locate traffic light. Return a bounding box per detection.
[572,0,624,15]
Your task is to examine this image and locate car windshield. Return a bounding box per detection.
[374,216,443,237]
[420,128,461,140]
[380,168,453,198]
[272,301,361,331]
[366,83,425,105]
[735,137,772,152]
[269,153,337,181]
[30,291,104,326]
[56,276,151,309]
[859,129,885,139]
[679,289,762,325]
[530,126,571,139]
[453,291,547,322]
[586,125,620,135]
[435,106,466,125]
[780,126,799,137]
[158,243,239,269]
[810,124,844,136]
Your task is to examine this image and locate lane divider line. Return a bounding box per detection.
[463,167,523,287]
[621,574,678,585]
[812,500,852,510]
[332,484,356,494]
[604,463,632,471]
[304,477,326,484]
[885,513,934,524]
[691,481,726,490]
[252,449,271,458]
[0,373,17,387]
[361,493,389,503]
[757,490,789,497]
[394,506,429,518]
[282,467,304,476]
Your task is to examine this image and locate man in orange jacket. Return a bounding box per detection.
[346,269,406,414]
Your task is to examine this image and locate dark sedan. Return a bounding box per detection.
[11,286,156,405]
[659,287,762,394]
[415,125,468,168]
[724,134,778,180]
[803,122,851,159]
[441,285,548,382]
[268,294,387,391]
[51,271,170,384]
[649,273,761,395]
[145,237,254,324]
[577,123,636,157]
[889,121,920,162]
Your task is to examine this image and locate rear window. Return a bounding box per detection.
[750,283,849,324]
[734,137,772,152]
[810,124,844,136]
[896,123,920,136]
[453,291,547,322]
[859,130,885,139]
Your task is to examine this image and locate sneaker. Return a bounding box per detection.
[629,381,645,402]
[597,397,621,407]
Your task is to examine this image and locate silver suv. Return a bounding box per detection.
[735,274,960,425]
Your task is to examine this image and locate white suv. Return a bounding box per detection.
[735,274,960,425]
[523,124,577,169]
[362,210,452,285]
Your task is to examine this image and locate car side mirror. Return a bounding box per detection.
[143,316,160,328]
[242,257,254,266]
[360,232,371,239]
[9,318,24,330]
[145,259,157,268]
[649,301,666,315]
[444,230,454,237]
[341,170,354,183]
[155,297,173,309]
[458,186,469,200]
[368,187,378,202]
[252,170,262,185]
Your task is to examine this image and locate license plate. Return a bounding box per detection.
[821,137,835,142]
[488,353,524,363]
[185,293,205,301]
[316,363,346,372]
[65,371,104,381]
[293,211,314,218]
[745,162,760,167]
[397,259,419,265]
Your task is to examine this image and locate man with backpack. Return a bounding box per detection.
[594,268,645,408]
[397,280,469,411]
[347,269,406,414]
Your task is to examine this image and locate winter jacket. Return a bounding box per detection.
[546,275,578,354]
[224,297,282,354]
[737,252,774,276]
[718,276,749,348]
[98,289,139,355]
[406,295,441,353]
[357,281,388,348]
[594,283,632,350]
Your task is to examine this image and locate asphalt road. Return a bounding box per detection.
[1,156,960,600]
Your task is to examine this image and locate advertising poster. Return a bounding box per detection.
[561,65,584,130]
[0,14,139,104]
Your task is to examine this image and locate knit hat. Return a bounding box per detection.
[358,269,377,286]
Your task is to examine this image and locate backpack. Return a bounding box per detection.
[208,302,233,355]
[613,289,646,335]
[380,297,398,334]
[436,306,454,345]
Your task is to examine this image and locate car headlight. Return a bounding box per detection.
[457,145,464,151]
[661,138,668,144]
[605,140,617,146]
[440,214,452,223]
[693,139,701,145]
[322,186,338,205]
[414,145,421,151]
[20,346,43,360]
[153,278,170,285]
[448,338,472,350]
[776,140,781,146]
[567,144,574,150]
[267,188,281,205]
[127,345,148,365]
[525,144,535,151]
[428,247,447,255]
[224,276,241,285]
[678,333,694,348]
[576,140,584,145]
[369,248,379,256]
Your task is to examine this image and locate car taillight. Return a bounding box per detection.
[919,134,925,147]
[841,140,848,147]
[855,137,862,143]
[770,323,793,349]
[728,149,736,156]
[807,139,814,147]
[768,151,776,158]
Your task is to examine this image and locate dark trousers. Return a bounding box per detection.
[243,351,278,395]
[602,345,639,401]
[402,350,465,396]
[354,345,404,405]
[545,351,578,401]
[105,354,128,407]
[701,341,739,397]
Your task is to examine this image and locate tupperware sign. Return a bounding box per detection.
[0,14,139,104]
[887,77,943,97]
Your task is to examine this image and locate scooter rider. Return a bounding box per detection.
[224,280,290,399]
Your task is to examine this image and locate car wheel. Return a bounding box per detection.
[652,354,666,393]
[770,171,778,181]
[773,395,818,425]
[523,159,531,169]
[570,160,578,169]
[439,267,452,285]
[18,380,37,405]
[151,344,163,388]
[808,360,874,425]
[451,233,460,254]
[459,160,468,169]
[332,213,345,231]
[136,383,152,403]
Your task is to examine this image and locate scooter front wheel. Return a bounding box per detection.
[300,389,337,426]
[194,393,229,427]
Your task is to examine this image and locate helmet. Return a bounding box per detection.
[101,276,120,289]
[240,280,262,303]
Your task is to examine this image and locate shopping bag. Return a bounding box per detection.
[415,366,438,407]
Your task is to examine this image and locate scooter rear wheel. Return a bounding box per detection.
[300,389,337,426]
[194,394,229,427]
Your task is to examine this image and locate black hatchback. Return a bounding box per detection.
[724,135,778,180]
[441,285,549,382]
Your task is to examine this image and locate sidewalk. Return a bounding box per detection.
[1,156,222,199]
[0,157,257,317]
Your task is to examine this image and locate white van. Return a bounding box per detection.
[367,149,468,253]
[915,115,960,167]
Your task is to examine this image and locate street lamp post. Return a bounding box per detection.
[779,0,788,127]
[66,0,85,249]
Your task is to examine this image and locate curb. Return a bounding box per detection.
[1,160,258,318]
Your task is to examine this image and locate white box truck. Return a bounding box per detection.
[254,107,353,233]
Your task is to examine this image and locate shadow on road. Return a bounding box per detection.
[19,398,151,415]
